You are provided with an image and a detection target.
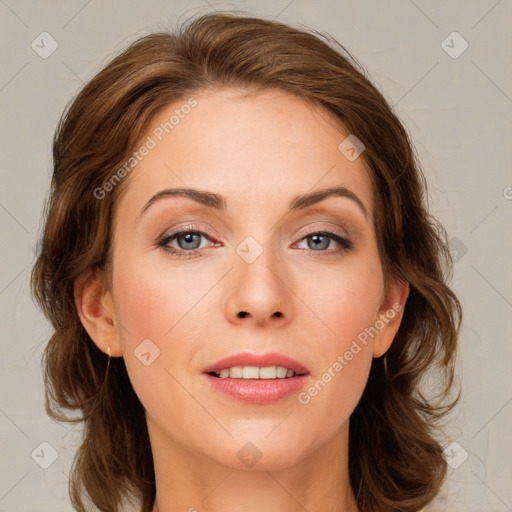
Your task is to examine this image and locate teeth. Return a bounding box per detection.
[276,366,288,378]
[214,366,299,379]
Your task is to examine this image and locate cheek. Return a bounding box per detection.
[109,253,218,402]
[112,255,211,341]
[299,256,384,347]
[294,262,382,414]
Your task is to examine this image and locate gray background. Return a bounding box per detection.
[1,0,511,511]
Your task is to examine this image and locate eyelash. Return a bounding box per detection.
[156,225,354,259]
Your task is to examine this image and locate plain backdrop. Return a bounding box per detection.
[0,1,511,511]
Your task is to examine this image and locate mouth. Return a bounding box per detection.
[202,351,310,378]
[202,352,311,404]
[205,366,308,379]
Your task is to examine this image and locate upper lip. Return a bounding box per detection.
[203,352,310,375]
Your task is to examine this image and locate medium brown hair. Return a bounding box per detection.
[31,11,461,512]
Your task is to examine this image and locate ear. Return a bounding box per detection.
[372,276,409,358]
[74,269,122,357]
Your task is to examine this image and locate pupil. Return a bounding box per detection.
[309,234,329,250]
[179,232,200,250]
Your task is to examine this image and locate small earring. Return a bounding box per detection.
[107,346,111,358]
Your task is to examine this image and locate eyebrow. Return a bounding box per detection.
[140,186,367,218]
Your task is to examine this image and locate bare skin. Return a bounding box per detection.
[75,87,408,512]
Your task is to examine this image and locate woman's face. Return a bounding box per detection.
[100,87,405,470]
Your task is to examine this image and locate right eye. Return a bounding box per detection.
[157,226,220,259]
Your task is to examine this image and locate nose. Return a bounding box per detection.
[224,244,293,328]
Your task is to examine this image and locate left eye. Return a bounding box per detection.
[295,232,352,252]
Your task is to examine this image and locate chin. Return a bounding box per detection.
[203,432,314,472]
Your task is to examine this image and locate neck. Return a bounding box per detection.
[149,417,358,512]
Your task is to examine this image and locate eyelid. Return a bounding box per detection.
[294,223,352,244]
[156,222,351,242]
[156,223,218,243]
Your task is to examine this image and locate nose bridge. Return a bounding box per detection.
[225,232,291,325]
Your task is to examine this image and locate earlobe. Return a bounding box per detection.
[74,269,122,357]
[372,277,409,358]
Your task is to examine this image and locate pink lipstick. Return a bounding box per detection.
[202,352,310,405]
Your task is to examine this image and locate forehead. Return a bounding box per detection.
[117,87,374,221]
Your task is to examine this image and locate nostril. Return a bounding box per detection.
[238,311,249,318]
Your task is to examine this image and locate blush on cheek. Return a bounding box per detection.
[113,270,181,341]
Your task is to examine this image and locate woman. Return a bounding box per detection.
[31,11,461,512]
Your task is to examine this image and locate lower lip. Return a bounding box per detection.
[203,373,310,405]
